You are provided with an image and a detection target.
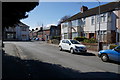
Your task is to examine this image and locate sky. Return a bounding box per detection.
[21,2,109,30]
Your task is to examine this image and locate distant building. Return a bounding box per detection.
[3,22,30,41]
[30,24,61,41]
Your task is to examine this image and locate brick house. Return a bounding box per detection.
[33,24,61,41]
[31,26,50,41]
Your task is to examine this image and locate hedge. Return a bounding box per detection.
[109,45,118,49]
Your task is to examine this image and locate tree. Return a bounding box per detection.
[58,15,71,24]
[2,2,39,28]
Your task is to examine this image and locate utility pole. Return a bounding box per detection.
[42,24,43,40]
[96,0,101,51]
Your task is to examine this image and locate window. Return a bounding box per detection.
[115,46,120,52]
[108,12,111,22]
[97,15,99,23]
[66,40,71,44]
[22,35,26,39]
[7,33,14,39]
[97,15,102,23]
[38,32,42,35]
[82,18,86,26]
[22,27,27,31]
[103,13,106,22]
[78,19,81,26]
[72,20,77,27]
[64,33,68,39]
[91,16,94,25]
[103,31,107,35]
[62,40,66,43]
[70,40,80,44]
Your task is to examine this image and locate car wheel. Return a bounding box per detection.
[59,46,62,51]
[70,48,74,54]
[101,54,109,62]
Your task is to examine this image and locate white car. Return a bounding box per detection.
[59,39,87,54]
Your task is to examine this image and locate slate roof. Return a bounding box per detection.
[62,2,120,23]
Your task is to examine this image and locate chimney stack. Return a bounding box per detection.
[81,6,88,13]
[36,28,38,30]
[32,29,34,31]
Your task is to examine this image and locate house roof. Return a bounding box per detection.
[18,22,30,27]
[33,29,40,33]
[62,2,120,23]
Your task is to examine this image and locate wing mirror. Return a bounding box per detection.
[69,43,71,45]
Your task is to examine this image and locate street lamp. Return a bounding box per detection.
[96,0,101,51]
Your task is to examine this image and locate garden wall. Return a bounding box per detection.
[81,42,98,51]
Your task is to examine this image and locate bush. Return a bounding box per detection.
[52,36,61,40]
[109,45,118,49]
[51,39,60,44]
[82,38,97,43]
[74,36,87,42]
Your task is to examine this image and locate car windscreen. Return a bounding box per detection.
[70,40,80,44]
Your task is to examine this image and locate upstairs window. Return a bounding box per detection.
[22,27,27,31]
[103,13,106,22]
[91,16,94,25]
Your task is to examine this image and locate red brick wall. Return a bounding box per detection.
[37,30,50,40]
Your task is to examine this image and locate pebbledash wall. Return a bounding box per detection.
[61,12,117,43]
[61,2,120,44]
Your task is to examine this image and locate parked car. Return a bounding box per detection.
[98,46,120,62]
[35,38,39,41]
[59,39,87,54]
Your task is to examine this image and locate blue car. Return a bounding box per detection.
[98,46,120,62]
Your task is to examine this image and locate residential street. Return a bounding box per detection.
[3,41,120,80]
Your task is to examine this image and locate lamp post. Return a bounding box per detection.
[96,0,101,51]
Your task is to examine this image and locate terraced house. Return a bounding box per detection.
[61,2,120,44]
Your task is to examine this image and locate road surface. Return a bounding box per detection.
[3,41,120,79]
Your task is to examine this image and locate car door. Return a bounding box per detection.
[61,40,66,50]
[111,46,120,62]
[65,40,71,50]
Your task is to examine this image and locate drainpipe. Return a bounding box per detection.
[68,21,72,39]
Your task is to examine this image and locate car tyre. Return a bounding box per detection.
[59,46,63,51]
[101,54,109,62]
[70,48,74,54]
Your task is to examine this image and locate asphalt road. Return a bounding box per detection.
[3,41,120,79]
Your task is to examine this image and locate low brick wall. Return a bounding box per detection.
[47,39,60,45]
[81,42,98,51]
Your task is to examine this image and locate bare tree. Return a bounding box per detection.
[58,15,71,24]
